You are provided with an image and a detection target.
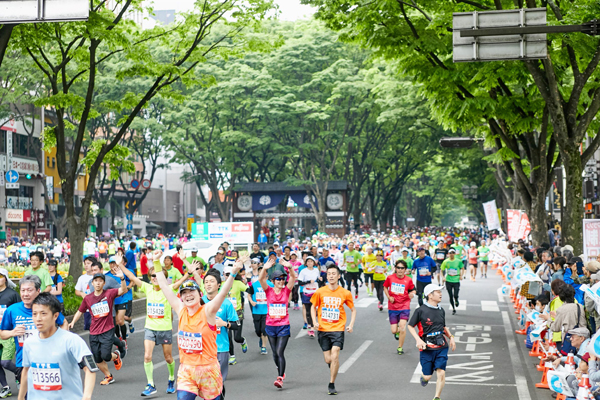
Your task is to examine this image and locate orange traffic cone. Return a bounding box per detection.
[517,320,531,335]
[529,340,545,357]
[556,394,566,400]
[576,373,592,399]
[565,352,577,374]
[510,288,516,303]
[535,363,551,389]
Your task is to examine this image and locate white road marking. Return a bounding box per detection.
[355,298,377,308]
[481,301,500,312]
[295,328,308,339]
[153,355,179,369]
[501,311,532,400]
[339,340,373,373]
[453,299,467,311]
[497,287,506,303]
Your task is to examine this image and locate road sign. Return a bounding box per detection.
[453,8,547,62]
[126,224,133,230]
[141,179,151,189]
[5,170,18,183]
[130,179,140,189]
[5,183,19,189]
[126,214,133,221]
[0,0,89,24]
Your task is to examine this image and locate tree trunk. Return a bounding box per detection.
[562,146,584,254]
[66,217,86,282]
[529,189,548,247]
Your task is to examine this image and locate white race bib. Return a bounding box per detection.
[304,282,318,295]
[375,264,385,274]
[229,297,238,309]
[147,303,165,319]
[0,305,7,321]
[419,267,429,277]
[17,324,37,347]
[346,256,354,263]
[90,301,109,318]
[178,330,202,354]
[321,307,340,322]
[447,269,458,276]
[268,303,287,319]
[31,362,62,391]
[255,290,267,303]
[391,283,405,294]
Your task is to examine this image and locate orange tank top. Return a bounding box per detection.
[177,305,218,366]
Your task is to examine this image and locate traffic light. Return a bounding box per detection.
[25,174,31,180]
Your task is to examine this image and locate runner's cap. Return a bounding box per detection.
[306,256,317,263]
[272,270,287,279]
[417,247,425,252]
[0,268,16,289]
[108,256,116,263]
[423,284,445,297]
[190,247,199,252]
[401,248,409,252]
[251,258,261,264]
[179,279,201,294]
[269,251,277,257]
[92,273,105,281]
[448,249,456,254]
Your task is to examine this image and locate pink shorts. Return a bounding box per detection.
[177,362,222,399]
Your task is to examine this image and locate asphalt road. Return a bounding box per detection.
[8,269,554,399]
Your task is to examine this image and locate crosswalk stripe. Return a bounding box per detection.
[355,298,377,308]
[481,301,500,312]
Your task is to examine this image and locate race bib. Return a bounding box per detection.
[178,331,202,354]
[147,303,165,319]
[0,305,6,321]
[17,324,37,347]
[255,290,267,303]
[90,301,109,318]
[268,303,286,319]
[447,269,458,276]
[229,297,238,309]
[437,253,445,260]
[321,307,340,322]
[375,265,385,274]
[391,283,405,294]
[419,267,429,277]
[31,362,62,391]
[346,256,354,263]
[304,282,318,294]
[365,262,375,273]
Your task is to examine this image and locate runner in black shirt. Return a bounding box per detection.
[407,284,456,400]
[433,245,448,285]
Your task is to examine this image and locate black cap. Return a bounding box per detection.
[272,270,287,279]
[47,259,58,266]
[569,256,583,264]
[92,273,105,281]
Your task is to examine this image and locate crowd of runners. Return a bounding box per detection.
[0,226,515,400]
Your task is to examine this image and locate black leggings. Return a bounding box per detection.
[347,272,360,293]
[228,319,245,355]
[291,286,299,304]
[374,280,384,304]
[446,281,460,309]
[303,302,313,326]
[0,360,18,386]
[267,335,290,377]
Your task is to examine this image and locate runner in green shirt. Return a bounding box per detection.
[441,249,464,315]
[400,249,414,278]
[24,252,53,292]
[118,257,188,396]
[343,241,363,299]
[477,241,490,279]
[185,247,206,270]
[163,256,183,284]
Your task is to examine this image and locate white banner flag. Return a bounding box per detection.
[482,200,501,230]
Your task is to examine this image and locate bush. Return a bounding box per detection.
[62,276,82,316]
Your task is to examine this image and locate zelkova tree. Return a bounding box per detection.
[11,0,274,281]
[305,0,600,250]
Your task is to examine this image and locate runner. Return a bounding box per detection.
[247,262,270,354]
[201,269,239,395]
[412,248,437,307]
[47,260,64,313]
[361,246,376,297]
[310,263,356,395]
[297,256,320,337]
[19,292,97,400]
[343,242,362,299]
[440,249,464,315]
[433,243,448,285]
[23,252,53,293]
[477,240,490,279]
[0,275,68,388]
[407,284,456,400]
[0,268,20,397]
[105,258,134,346]
[372,250,389,311]
[467,242,479,281]
[384,260,416,355]
[154,249,245,400]
[117,258,180,396]
[225,265,248,365]
[259,258,296,389]
[68,270,128,385]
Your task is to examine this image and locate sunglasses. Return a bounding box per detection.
[395,266,406,270]
[274,277,286,281]
[151,274,157,278]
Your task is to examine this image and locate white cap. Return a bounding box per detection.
[401,248,409,252]
[0,269,16,289]
[190,247,198,252]
[223,266,233,275]
[470,241,476,247]
[423,284,445,298]
[273,242,280,246]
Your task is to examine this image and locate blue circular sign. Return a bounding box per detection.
[130,179,140,189]
[5,170,18,183]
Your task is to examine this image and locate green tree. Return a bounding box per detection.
[305,0,599,250]
[12,0,274,280]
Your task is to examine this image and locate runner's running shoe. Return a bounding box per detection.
[166,380,176,394]
[141,384,157,396]
[241,338,248,353]
[113,350,122,370]
[101,375,115,385]
[397,347,404,355]
[328,383,337,395]
[274,376,283,389]
[229,355,237,365]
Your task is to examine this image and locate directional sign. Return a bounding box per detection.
[5,183,19,189]
[126,214,133,221]
[5,170,18,184]
[126,224,133,230]
[130,179,140,189]
[141,179,151,189]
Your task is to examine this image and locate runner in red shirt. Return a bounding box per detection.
[171,246,185,275]
[383,259,416,355]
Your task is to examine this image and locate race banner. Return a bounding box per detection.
[507,209,531,242]
[482,200,501,230]
[547,370,574,397]
[583,219,600,261]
